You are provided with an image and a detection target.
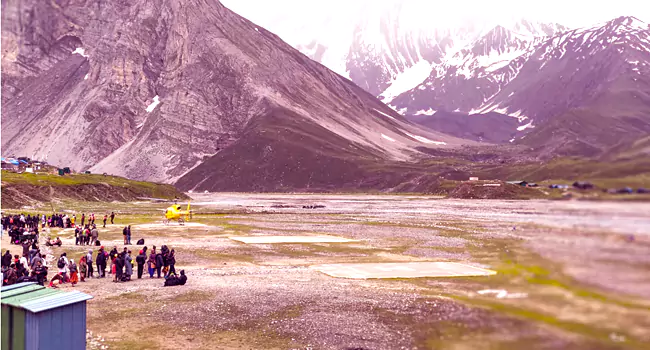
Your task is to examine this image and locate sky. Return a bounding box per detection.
[221,0,650,30]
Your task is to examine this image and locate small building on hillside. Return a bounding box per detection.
[1,282,93,350]
[1,160,17,171]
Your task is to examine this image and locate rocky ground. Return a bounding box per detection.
[3,194,649,349]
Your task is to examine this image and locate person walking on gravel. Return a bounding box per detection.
[79,257,87,282]
[114,251,124,282]
[69,259,78,286]
[155,250,164,278]
[124,250,133,281]
[166,249,176,277]
[103,214,107,228]
[136,250,146,279]
[96,247,107,278]
[86,249,94,278]
[110,212,115,225]
[91,226,99,246]
[57,253,69,283]
[147,247,157,278]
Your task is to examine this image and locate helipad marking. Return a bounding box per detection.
[310,262,496,279]
[229,236,357,244]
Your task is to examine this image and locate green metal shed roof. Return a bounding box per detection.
[2,288,61,308]
[0,281,38,292]
[0,284,44,299]
[1,284,93,313]
[21,291,93,313]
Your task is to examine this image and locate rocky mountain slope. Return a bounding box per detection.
[1,0,472,190]
[396,16,650,157]
[406,111,519,144]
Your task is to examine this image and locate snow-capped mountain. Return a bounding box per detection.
[390,21,563,117]
[407,16,650,157]
[221,0,565,108]
[397,16,649,119]
[477,16,650,121]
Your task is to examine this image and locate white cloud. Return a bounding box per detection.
[222,0,649,32]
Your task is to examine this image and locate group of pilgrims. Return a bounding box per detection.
[2,211,187,288]
[2,212,116,245]
[49,244,185,287]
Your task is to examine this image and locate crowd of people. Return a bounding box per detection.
[2,210,187,288]
[2,212,118,244]
[46,243,184,287]
[1,240,48,286]
[1,212,117,231]
[2,243,186,288]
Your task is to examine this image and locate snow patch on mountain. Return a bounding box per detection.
[415,108,436,116]
[403,131,447,145]
[374,108,396,120]
[145,96,160,113]
[72,48,89,58]
[478,48,527,73]
[517,120,535,131]
[381,134,396,142]
[379,61,433,103]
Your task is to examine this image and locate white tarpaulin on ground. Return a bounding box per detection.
[229,235,357,244]
[311,262,497,279]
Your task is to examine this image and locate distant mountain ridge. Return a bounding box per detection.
[405,16,650,157]
[230,5,649,159]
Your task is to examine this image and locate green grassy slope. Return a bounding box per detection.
[1,171,188,208]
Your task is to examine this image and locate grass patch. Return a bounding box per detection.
[171,290,214,303]
[104,292,147,302]
[192,248,257,264]
[452,295,645,348]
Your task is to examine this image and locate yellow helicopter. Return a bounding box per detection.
[163,201,192,225]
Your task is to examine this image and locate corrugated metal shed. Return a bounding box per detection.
[1,282,93,350]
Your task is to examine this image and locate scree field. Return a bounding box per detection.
[8,194,650,350]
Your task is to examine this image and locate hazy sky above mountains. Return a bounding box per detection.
[222,0,649,29]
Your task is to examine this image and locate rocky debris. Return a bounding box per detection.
[86,330,108,350]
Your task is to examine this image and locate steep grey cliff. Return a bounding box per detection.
[1,0,469,187]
